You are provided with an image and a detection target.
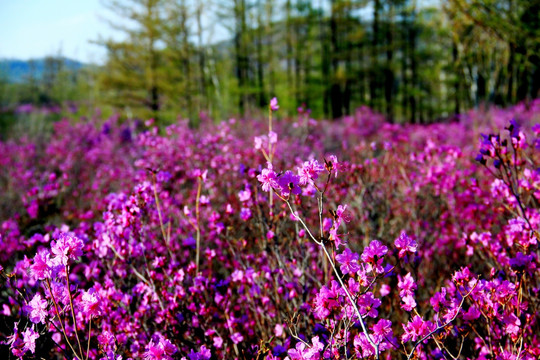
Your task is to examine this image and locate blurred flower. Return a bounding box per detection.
[270,97,279,111]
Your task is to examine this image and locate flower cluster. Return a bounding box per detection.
[0,99,539,359]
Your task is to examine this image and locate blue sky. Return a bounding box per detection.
[0,0,122,64]
[0,0,440,65]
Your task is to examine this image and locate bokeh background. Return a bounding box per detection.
[0,0,539,133]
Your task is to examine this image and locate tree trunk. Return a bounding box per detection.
[385,4,395,122]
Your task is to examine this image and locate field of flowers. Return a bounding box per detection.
[1,99,539,360]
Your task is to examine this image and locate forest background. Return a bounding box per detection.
[0,0,539,134]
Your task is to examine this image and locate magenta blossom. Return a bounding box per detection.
[276,170,302,197]
[270,97,279,111]
[297,159,324,186]
[257,166,278,192]
[51,232,84,266]
[372,318,393,343]
[143,334,177,360]
[358,292,381,318]
[402,315,435,342]
[27,294,47,324]
[361,240,388,273]
[335,248,360,275]
[80,289,101,317]
[22,326,39,354]
[394,231,417,258]
[31,250,51,280]
[398,272,417,297]
[287,336,324,360]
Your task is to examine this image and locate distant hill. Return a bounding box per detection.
[0,57,86,83]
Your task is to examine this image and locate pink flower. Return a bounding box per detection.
[288,336,323,360]
[335,204,350,223]
[297,159,324,185]
[325,155,340,177]
[268,131,278,144]
[496,350,518,360]
[80,289,101,317]
[452,267,472,284]
[257,166,277,192]
[361,240,388,273]
[238,188,251,202]
[372,319,393,343]
[31,250,51,280]
[402,315,434,342]
[193,169,208,182]
[254,136,264,150]
[394,231,417,258]
[274,324,285,337]
[277,170,301,197]
[358,292,381,318]
[354,333,375,358]
[22,326,39,354]
[27,294,47,324]
[335,248,360,275]
[398,272,417,297]
[401,294,417,311]
[51,232,84,266]
[230,332,243,344]
[270,97,279,111]
[503,313,521,338]
[213,336,223,348]
[379,284,391,297]
[430,288,447,312]
[143,334,177,360]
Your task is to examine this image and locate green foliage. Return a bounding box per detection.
[3,0,539,128]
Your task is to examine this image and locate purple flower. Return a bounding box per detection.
[297,159,324,185]
[398,272,417,297]
[231,332,244,344]
[335,248,360,275]
[462,306,481,321]
[188,345,211,360]
[257,166,278,192]
[240,207,252,221]
[80,289,101,317]
[509,252,533,271]
[394,231,417,258]
[143,334,177,360]
[357,292,381,318]
[270,97,279,111]
[22,326,39,354]
[31,250,51,280]
[372,319,393,343]
[402,315,434,342]
[51,232,84,266]
[288,336,323,360]
[361,240,388,273]
[401,294,417,311]
[277,170,301,197]
[27,294,47,324]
